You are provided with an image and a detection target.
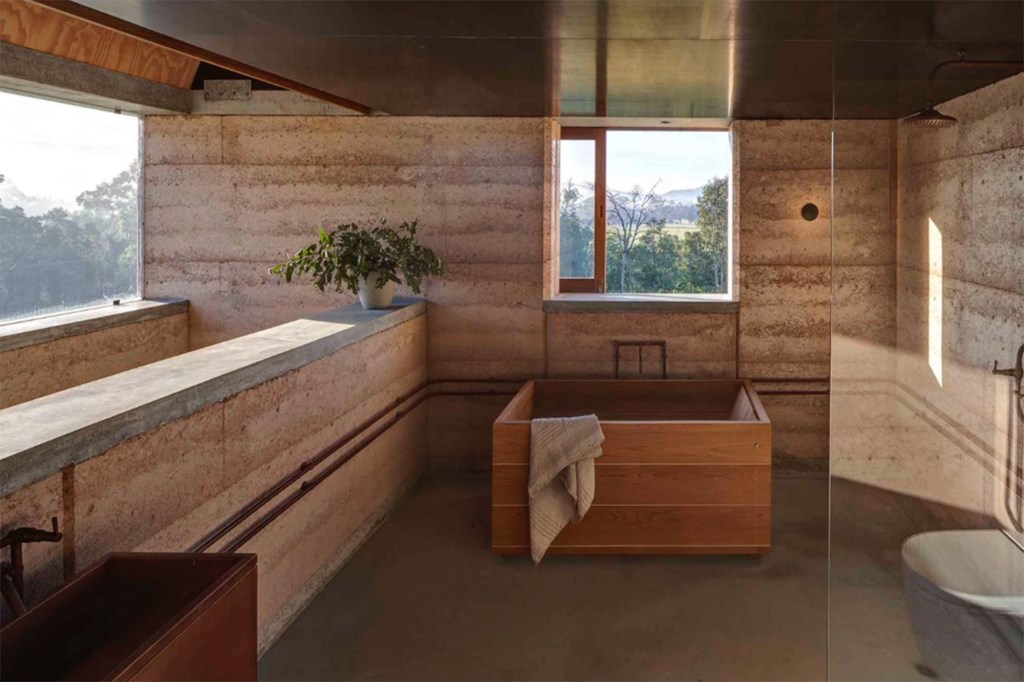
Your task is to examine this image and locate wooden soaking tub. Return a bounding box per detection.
[491,380,772,555]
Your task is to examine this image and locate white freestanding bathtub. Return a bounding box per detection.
[902,530,1024,681]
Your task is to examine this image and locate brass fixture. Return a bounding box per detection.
[613,340,668,379]
[0,517,62,618]
[993,343,1024,422]
[902,106,958,128]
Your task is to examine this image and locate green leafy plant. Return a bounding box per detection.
[270,219,443,295]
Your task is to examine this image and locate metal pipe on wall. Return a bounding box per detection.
[195,373,826,554]
[190,381,520,554]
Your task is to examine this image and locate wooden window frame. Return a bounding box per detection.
[558,128,606,294]
[557,126,734,297]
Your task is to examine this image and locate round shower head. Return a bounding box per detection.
[902,105,958,128]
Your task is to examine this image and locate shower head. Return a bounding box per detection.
[904,52,1021,129]
[902,105,958,128]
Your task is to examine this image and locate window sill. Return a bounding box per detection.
[543,293,739,314]
[0,298,189,352]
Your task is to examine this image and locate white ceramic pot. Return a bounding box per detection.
[357,270,396,310]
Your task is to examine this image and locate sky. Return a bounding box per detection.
[0,91,728,210]
[0,91,139,213]
[561,130,731,195]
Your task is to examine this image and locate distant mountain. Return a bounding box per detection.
[577,186,705,207]
[0,178,69,216]
[661,187,704,205]
[569,185,705,226]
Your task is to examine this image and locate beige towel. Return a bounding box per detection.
[528,415,605,563]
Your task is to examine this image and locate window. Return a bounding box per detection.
[558,129,732,296]
[0,92,141,322]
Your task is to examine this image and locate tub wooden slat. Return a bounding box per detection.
[493,422,770,465]
[492,505,771,553]
[492,464,771,506]
[495,380,534,421]
[531,380,749,421]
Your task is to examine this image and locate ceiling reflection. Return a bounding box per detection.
[74,0,1023,118]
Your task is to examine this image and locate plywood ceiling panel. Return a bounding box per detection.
[0,0,198,88]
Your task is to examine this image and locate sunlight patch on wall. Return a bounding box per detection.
[928,217,943,387]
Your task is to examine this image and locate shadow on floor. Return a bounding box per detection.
[261,475,828,681]
[827,478,1001,682]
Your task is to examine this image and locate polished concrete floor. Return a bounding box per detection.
[261,475,832,681]
[827,480,988,682]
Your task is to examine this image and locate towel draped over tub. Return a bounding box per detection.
[528,415,605,563]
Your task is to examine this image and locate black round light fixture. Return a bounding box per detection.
[801,203,819,221]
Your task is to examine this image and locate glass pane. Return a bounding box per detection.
[558,139,595,278]
[829,66,1024,681]
[0,92,141,322]
[605,130,731,294]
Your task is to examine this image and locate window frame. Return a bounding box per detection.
[557,126,732,297]
[558,128,606,294]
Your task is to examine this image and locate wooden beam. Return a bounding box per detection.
[1,41,191,113]
[0,0,199,88]
[35,0,375,115]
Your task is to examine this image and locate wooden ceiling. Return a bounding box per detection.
[0,0,198,88]
[16,0,1024,118]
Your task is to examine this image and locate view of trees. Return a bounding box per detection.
[3,154,724,320]
[559,175,729,294]
[0,162,140,321]
[558,181,594,278]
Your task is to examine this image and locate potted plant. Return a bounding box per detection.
[270,219,443,310]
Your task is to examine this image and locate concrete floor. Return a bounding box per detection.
[826,480,984,682]
[261,475,830,681]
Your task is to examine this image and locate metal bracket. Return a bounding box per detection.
[613,340,667,379]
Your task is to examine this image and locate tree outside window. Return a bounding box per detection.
[0,92,140,321]
[558,129,731,296]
